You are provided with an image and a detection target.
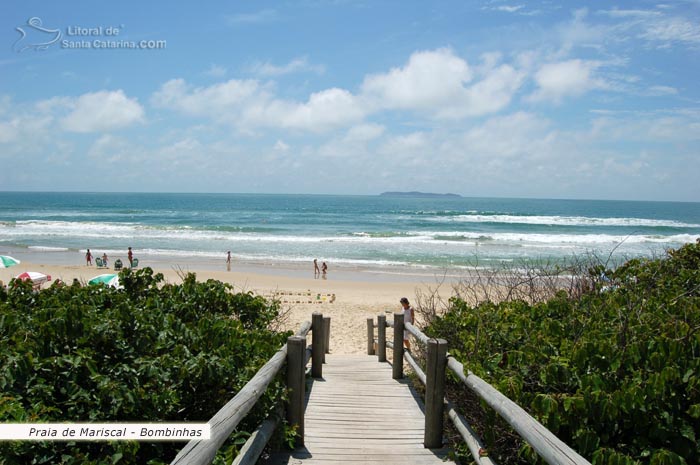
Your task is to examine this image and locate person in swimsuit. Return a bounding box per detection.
[400,297,414,350]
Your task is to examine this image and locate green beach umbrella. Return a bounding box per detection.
[0,255,21,268]
[88,273,121,288]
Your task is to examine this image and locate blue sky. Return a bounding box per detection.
[1,0,699,201]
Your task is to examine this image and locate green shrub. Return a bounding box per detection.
[426,240,700,465]
[0,268,290,464]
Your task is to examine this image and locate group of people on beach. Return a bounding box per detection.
[85,247,134,267]
[85,249,107,267]
[224,252,329,280]
[313,259,328,279]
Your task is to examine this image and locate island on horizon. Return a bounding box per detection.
[379,191,462,198]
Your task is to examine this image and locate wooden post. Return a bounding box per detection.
[367,318,375,355]
[311,312,324,378]
[392,313,404,379]
[424,338,448,449]
[286,336,305,447]
[323,316,331,362]
[377,314,387,362]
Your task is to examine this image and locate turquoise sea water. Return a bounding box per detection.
[1,192,699,272]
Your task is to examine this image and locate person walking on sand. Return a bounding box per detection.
[127,247,133,267]
[400,297,414,350]
[85,249,93,266]
[321,261,327,279]
[226,251,232,271]
[313,259,320,277]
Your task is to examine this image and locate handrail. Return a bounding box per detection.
[405,321,429,345]
[231,408,281,465]
[171,313,327,465]
[170,345,288,464]
[372,313,591,465]
[296,320,312,337]
[446,357,589,465]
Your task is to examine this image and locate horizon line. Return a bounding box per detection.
[0,190,698,204]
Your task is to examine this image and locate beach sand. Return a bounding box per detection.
[1,260,455,355]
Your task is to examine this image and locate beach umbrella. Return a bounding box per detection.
[15,271,51,284]
[0,255,21,268]
[88,273,121,288]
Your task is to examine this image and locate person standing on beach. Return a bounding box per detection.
[321,261,328,279]
[400,297,414,350]
[127,247,133,267]
[314,259,320,277]
[102,253,108,268]
[85,249,92,266]
[226,251,232,271]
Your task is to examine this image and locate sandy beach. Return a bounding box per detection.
[1,258,455,355]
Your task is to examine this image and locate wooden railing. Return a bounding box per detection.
[170,312,330,465]
[367,314,591,465]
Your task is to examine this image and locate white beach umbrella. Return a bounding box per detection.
[0,255,21,268]
[15,271,51,284]
[88,273,122,288]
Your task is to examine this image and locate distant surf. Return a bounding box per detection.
[1,192,698,272]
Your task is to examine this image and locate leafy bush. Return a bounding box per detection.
[0,268,290,464]
[425,240,700,465]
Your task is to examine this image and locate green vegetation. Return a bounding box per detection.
[425,240,700,465]
[0,268,290,464]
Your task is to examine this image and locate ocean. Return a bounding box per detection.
[1,192,699,275]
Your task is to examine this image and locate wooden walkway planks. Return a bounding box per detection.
[262,355,452,465]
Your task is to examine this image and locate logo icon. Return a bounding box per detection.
[14,17,62,52]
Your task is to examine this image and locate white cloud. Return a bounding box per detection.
[0,120,18,143]
[555,9,609,57]
[361,48,524,118]
[361,48,473,112]
[600,8,662,19]
[344,123,385,142]
[87,134,132,163]
[598,7,700,47]
[226,9,278,24]
[640,16,700,45]
[152,78,364,132]
[152,48,529,135]
[377,132,430,161]
[460,112,554,160]
[528,59,604,103]
[248,57,325,76]
[495,5,524,13]
[590,110,700,142]
[273,140,290,152]
[645,85,678,96]
[61,90,144,133]
[204,64,227,78]
[151,78,266,116]
[251,88,366,131]
[0,99,57,149]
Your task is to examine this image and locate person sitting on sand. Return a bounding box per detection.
[400,297,414,350]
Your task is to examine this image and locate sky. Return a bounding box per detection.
[0,0,699,201]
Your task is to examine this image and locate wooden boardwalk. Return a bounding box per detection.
[262,354,452,465]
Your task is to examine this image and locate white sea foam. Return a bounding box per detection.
[2,221,698,248]
[27,246,70,252]
[433,214,700,228]
[117,247,409,268]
